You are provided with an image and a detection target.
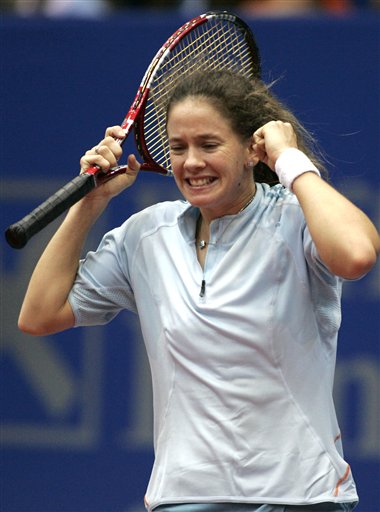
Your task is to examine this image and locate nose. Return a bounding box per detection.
[184,147,206,171]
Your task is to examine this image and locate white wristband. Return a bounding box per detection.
[274,148,321,190]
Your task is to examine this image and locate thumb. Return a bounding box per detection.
[127,154,141,175]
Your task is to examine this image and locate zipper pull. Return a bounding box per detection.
[200,279,206,297]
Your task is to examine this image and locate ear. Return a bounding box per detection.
[245,135,259,167]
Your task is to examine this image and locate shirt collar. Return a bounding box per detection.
[177,183,264,246]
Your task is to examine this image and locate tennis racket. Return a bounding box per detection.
[5,11,260,249]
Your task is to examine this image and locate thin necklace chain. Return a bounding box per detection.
[237,190,256,213]
[196,189,256,250]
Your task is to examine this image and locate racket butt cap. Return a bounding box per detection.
[5,225,28,249]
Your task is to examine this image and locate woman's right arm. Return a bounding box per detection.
[18,126,140,336]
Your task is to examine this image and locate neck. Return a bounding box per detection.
[200,184,257,224]
[196,215,210,248]
[195,185,257,250]
[236,186,256,214]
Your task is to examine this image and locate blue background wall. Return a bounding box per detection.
[1,11,379,512]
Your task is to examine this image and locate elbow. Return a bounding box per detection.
[333,246,378,280]
[18,308,60,336]
[18,301,45,335]
[18,315,50,336]
[18,301,74,336]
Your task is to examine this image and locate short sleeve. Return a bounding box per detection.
[68,225,137,327]
[302,225,343,336]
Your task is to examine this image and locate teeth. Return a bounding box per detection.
[189,177,214,186]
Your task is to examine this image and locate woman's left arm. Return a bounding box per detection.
[292,172,380,279]
[254,120,380,279]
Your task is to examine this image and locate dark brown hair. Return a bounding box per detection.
[166,70,327,184]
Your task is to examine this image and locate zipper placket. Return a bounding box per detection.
[199,279,206,297]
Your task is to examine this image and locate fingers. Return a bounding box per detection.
[105,125,126,140]
[253,121,297,170]
[252,130,267,161]
[254,120,293,140]
[80,126,126,174]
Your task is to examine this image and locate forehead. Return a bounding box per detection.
[167,96,231,133]
[169,95,220,114]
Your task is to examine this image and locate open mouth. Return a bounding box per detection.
[187,177,217,187]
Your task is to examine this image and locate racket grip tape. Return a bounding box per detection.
[5,173,97,249]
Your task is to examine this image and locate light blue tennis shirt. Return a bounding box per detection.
[68,183,358,511]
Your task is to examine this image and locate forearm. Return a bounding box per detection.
[19,125,141,336]
[292,172,380,279]
[254,121,379,278]
[18,196,108,335]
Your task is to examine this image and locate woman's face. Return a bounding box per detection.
[167,97,257,221]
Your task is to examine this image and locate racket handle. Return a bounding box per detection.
[5,173,97,249]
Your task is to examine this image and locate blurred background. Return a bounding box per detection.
[1,0,380,17]
[1,1,379,512]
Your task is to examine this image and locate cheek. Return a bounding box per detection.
[170,157,183,178]
[170,159,184,187]
[171,165,180,181]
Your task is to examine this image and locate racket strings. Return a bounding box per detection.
[141,18,258,172]
[147,23,253,113]
[145,29,252,141]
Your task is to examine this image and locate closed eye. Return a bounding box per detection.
[169,145,186,154]
[203,143,219,151]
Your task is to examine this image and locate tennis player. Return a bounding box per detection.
[19,71,380,512]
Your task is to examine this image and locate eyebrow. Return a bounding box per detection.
[168,133,221,143]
